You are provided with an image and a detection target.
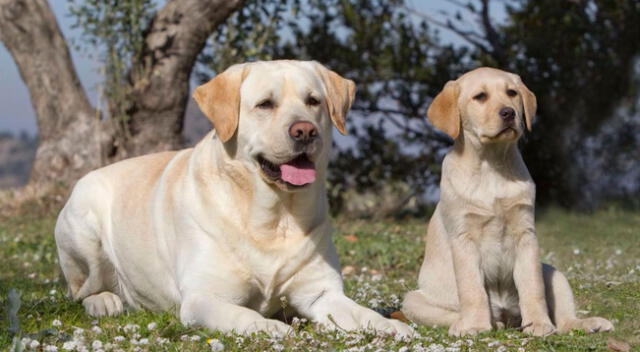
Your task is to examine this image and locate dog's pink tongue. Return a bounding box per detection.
[280,158,316,186]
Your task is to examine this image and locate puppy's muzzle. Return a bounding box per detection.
[499,107,516,125]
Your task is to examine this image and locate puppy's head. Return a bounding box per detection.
[428,67,536,144]
[193,60,355,191]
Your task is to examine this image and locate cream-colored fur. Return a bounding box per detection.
[55,60,412,337]
[402,67,613,337]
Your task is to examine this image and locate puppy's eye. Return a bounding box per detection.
[473,92,487,102]
[256,99,274,109]
[306,96,320,106]
[506,89,518,97]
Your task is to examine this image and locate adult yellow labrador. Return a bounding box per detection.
[55,60,412,337]
[402,67,613,337]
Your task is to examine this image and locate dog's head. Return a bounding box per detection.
[193,60,355,191]
[427,67,536,144]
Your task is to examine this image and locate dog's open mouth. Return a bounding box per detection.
[257,154,316,187]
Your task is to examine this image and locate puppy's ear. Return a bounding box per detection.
[515,75,537,131]
[427,80,460,139]
[314,62,356,135]
[193,64,249,142]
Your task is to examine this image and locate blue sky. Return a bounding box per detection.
[0,1,506,135]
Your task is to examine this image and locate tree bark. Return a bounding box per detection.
[122,0,244,157]
[0,0,108,185]
[0,0,244,187]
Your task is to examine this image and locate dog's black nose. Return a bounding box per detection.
[289,121,318,143]
[499,107,515,122]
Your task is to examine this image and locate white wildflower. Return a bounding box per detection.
[190,335,201,342]
[62,341,77,351]
[91,340,103,350]
[147,322,157,331]
[43,345,59,352]
[28,340,40,349]
[113,336,125,342]
[156,337,169,345]
[573,248,581,255]
[52,319,62,327]
[208,338,225,352]
[123,324,139,333]
[426,344,445,352]
[138,338,149,345]
[91,326,102,334]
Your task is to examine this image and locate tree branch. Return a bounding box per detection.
[403,4,493,54]
[478,0,506,64]
[124,0,245,156]
[0,0,108,184]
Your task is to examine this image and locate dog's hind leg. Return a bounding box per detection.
[401,289,459,327]
[542,263,613,333]
[55,178,124,317]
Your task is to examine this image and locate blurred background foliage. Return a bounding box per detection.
[2,0,639,216]
[197,0,640,214]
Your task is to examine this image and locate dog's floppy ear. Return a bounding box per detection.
[428,80,460,139]
[314,62,356,135]
[193,64,249,142]
[515,75,537,131]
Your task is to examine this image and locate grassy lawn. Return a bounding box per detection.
[1,206,638,351]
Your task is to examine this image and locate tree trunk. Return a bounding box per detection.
[122,0,244,157]
[0,0,244,187]
[0,0,109,185]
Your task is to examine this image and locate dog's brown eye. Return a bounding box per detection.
[306,96,320,106]
[507,89,518,97]
[256,99,274,109]
[473,92,487,102]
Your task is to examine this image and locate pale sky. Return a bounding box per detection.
[0,1,506,135]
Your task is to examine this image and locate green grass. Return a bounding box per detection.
[1,207,638,351]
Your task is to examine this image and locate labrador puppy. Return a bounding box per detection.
[55,60,412,337]
[401,67,613,337]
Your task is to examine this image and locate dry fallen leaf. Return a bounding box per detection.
[390,311,409,323]
[341,265,356,276]
[608,337,631,352]
[344,234,359,243]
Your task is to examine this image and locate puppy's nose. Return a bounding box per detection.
[499,107,515,123]
[289,121,318,143]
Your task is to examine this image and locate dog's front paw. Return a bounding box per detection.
[82,292,124,317]
[522,321,556,336]
[448,318,492,337]
[368,317,415,337]
[558,317,613,334]
[243,319,294,337]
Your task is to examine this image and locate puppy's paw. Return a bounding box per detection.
[522,321,556,337]
[82,292,124,317]
[448,318,492,337]
[559,317,614,334]
[368,317,415,337]
[243,319,294,337]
